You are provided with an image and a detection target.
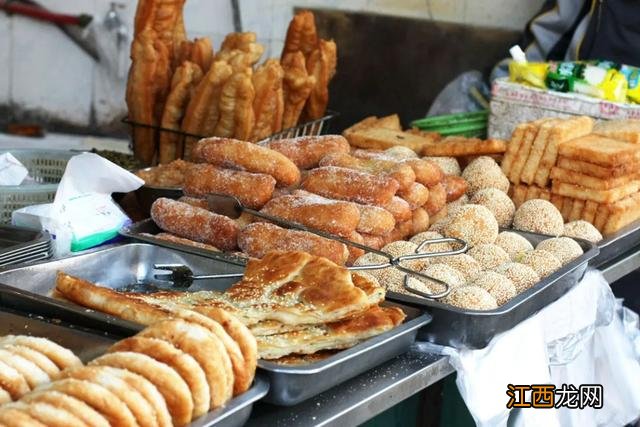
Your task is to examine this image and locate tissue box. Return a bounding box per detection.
[488,78,640,139]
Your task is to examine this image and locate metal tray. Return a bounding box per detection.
[590,218,640,268]
[259,302,431,406]
[386,230,599,349]
[120,219,249,266]
[0,225,50,253]
[134,179,183,215]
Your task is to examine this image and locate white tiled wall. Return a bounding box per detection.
[0,0,542,130]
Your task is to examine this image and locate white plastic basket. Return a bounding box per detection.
[0,149,74,224]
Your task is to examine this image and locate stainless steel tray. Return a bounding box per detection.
[259,303,431,406]
[386,230,599,349]
[120,219,249,266]
[591,218,640,268]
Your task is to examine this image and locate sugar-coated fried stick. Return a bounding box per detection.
[196,137,300,187]
[265,135,350,169]
[443,175,468,202]
[398,182,429,209]
[159,61,203,163]
[251,59,284,141]
[213,72,255,140]
[183,163,275,209]
[281,51,315,129]
[281,10,319,60]
[424,182,447,216]
[304,39,337,120]
[380,196,412,222]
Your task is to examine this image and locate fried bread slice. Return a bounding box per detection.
[569,199,585,222]
[582,200,599,223]
[520,119,560,184]
[347,127,433,152]
[561,197,574,222]
[593,119,640,144]
[551,180,640,203]
[603,193,640,235]
[558,134,640,167]
[550,194,565,213]
[550,166,640,190]
[534,116,593,187]
[420,137,506,157]
[501,122,527,178]
[511,184,527,207]
[557,156,640,179]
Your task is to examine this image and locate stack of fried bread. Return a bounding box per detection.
[505,117,640,235]
[0,313,259,426]
[54,251,406,362]
[145,134,468,265]
[127,2,337,165]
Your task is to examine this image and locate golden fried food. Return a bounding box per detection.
[424,182,447,216]
[397,182,429,209]
[281,51,315,129]
[90,352,193,426]
[0,406,45,426]
[138,319,233,408]
[197,137,300,186]
[159,61,203,163]
[260,193,360,237]
[181,60,233,159]
[557,156,640,179]
[238,223,349,265]
[559,134,640,167]
[319,152,416,191]
[183,163,276,209]
[355,203,396,235]
[60,366,158,427]
[346,231,365,265]
[218,32,264,66]
[177,195,209,209]
[551,180,640,204]
[0,360,29,400]
[3,401,85,427]
[420,137,507,157]
[0,349,49,389]
[109,337,210,418]
[189,37,214,72]
[22,391,109,427]
[0,345,59,380]
[593,119,640,144]
[302,166,400,205]
[281,10,319,60]
[150,232,220,252]
[265,135,350,169]
[550,166,640,190]
[412,207,430,235]
[213,72,255,140]
[443,175,468,202]
[346,127,433,152]
[0,336,81,372]
[150,198,239,250]
[361,233,385,250]
[251,59,285,141]
[380,196,412,222]
[304,39,337,120]
[136,158,192,187]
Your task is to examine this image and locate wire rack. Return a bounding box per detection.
[123,111,338,165]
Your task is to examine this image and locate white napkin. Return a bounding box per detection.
[0,152,28,185]
[12,153,143,255]
[443,270,640,427]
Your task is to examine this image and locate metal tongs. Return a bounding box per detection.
[153,194,468,298]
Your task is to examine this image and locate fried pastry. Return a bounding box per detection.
[150,198,239,250]
[181,60,233,159]
[213,72,255,140]
[159,61,203,163]
[304,39,337,120]
[424,182,447,216]
[197,136,300,186]
[354,203,396,235]
[238,223,349,265]
[265,135,350,169]
[397,182,429,209]
[281,10,319,60]
[183,163,276,209]
[302,166,400,205]
[443,175,468,202]
[380,196,412,222]
[281,51,315,129]
[251,59,285,141]
[21,391,110,427]
[217,32,264,66]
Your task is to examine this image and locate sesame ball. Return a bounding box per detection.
[443,286,498,310]
[470,188,515,227]
[382,240,427,270]
[354,252,387,267]
[442,204,499,248]
[563,220,603,243]
[495,231,534,260]
[410,231,454,254]
[447,194,469,210]
[516,249,562,278]
[422,264,467,289]
[462,157,509,194]
[467,244,510,270]
[494,262,540,293]
[470,272,517,305]
[423,156,461,176]
[513,199,564,236]
[536,237,583,265]
[435,253,482,282]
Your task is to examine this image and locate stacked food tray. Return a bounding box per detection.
[590,218,640,268]
[0,243,430,407]
[0,225,52,267]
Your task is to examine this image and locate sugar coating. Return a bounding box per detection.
[516,249,562,278]
[443,286,498,310]
[513,199,564,236]
[470,272,516,305]
[423,156,461,176]
[436,254,482,282]
[563,220,603,243]
[470,188,515,228]
[467,244,510,270]
[494,262,540,293]
[442,204,499,248]
[495,231,534,260]
[536,237,583,265]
